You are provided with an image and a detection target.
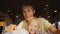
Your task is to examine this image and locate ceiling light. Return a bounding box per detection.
[54,10,57,12]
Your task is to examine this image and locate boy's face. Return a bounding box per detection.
[28,21,38,34]
[22,6,35,20]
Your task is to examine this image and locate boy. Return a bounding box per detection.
[28,19,41,34]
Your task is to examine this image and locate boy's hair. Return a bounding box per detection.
[22,5,35,12]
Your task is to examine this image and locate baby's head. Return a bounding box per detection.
[28,19,39,34]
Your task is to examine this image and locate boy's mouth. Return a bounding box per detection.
[30,29,35,32]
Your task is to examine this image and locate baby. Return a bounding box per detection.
[27,19,41,34]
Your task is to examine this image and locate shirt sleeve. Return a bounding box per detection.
[17,21,24,30]
[40,18,52,30]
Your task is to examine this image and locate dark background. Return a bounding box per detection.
[0,0,60,33]
[0,0,60,25]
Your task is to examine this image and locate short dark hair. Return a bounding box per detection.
[22,5,35,12]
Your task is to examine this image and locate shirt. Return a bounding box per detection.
[17,18,52,33]
[4,29,29,34]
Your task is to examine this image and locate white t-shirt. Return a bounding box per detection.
[4,29,29,34]
[13,29,29,34]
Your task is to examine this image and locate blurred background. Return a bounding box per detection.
[0,0,60,34]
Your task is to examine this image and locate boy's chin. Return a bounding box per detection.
[29,32,36,34]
